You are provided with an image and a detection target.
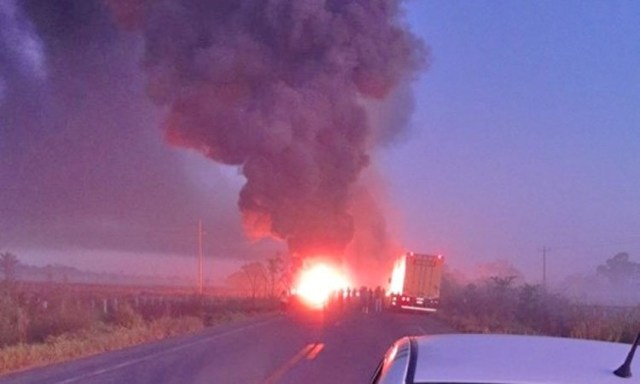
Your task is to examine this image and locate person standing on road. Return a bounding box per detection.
[374,286,383,313]
[360,287,369,314]
[370,288,376,313]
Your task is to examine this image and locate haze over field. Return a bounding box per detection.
[1,1,639,288]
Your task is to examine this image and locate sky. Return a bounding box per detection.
[1,0,639,285]
[386,1,640,283]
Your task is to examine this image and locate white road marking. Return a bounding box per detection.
[54,317,279,384]
[262,343,316,384]
[306,343,324,360]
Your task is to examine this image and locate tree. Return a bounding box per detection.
[489,275,518,291]
[597,252,640,285]
[241,262,267,299]
[225,271,251,296]
[278,253,294,294]
[266,254,284,298]
[474,259,524,284]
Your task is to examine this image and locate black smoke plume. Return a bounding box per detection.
[108,0,427,256]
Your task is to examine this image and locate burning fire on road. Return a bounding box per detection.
[294,262,351,309]
[388,256,406,295]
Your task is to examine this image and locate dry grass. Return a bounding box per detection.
[0,291,274,375]
[0,316,204,374]
[437,279,640,343]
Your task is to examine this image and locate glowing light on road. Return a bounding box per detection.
[296,263,350,308]
[388,255,406,295]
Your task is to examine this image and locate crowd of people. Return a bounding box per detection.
[325,286,386,314]
[280,285,391,315]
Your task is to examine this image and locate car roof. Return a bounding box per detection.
[410,334,638,384]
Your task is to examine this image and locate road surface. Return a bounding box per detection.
[0,310,453,384]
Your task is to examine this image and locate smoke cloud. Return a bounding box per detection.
[344,179,404,286]
[108,0,427,257]
[1,0,279,263]
[0,0,47,81]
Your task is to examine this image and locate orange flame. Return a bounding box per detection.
[295,263,350,309]
[388,255,406,295]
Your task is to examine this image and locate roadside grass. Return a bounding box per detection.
[0,316,203,374]
[436,279,640,343]
[0,294,277,376]
[439,308,640,343]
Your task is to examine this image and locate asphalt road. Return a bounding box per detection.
[0,309,453,384]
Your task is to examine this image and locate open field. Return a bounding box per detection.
[0,280,278,374]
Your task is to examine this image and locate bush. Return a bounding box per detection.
[0,296,20,346]
[28,305,99,343]
[106,302,143,329]
[0,316,205,374]
[438,278,638,343]
[149,316,204,337]
[0,289,273,373]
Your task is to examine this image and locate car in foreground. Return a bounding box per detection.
[371,333,639,383]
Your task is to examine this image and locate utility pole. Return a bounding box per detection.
[540,246,550,289]
[197,220,204,295]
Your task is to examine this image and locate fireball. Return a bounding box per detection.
[295,263,350,309]
[388,255,406,295]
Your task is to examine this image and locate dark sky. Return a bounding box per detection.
[0,0,277,274]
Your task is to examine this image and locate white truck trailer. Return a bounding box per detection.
[389,252,444,312]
